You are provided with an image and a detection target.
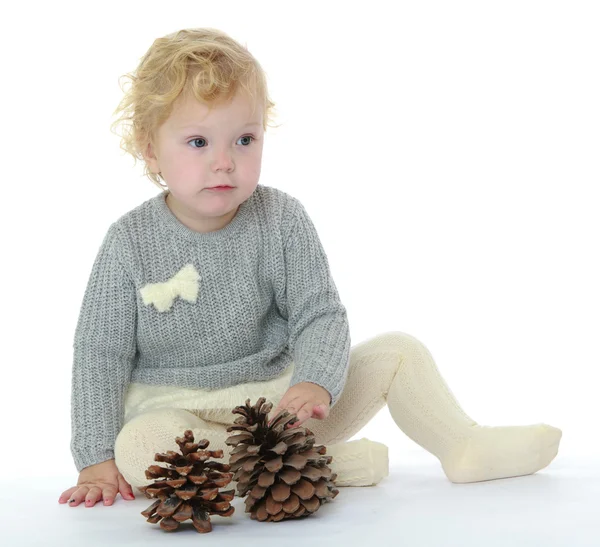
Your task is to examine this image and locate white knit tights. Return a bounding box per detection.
[114,331,562,492]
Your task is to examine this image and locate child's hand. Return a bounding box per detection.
[268,382,331,429]
[58,458,136,508]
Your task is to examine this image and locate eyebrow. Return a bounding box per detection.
[178,122,262,131]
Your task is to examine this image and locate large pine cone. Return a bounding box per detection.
[225,397,339,522]
[139,430,235,533]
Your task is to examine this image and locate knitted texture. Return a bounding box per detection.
[324,439,389,487]
[70,184,351,472]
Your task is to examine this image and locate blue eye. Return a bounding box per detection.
[188,135,255,148]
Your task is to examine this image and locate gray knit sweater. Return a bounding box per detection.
[70,184,351,472]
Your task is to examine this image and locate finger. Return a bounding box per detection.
[312,403,329,419]
[285,400,301,416]
[118,474,136,500]
[102,485,118,506]
[58,487,78,504]
[68,486,88,506]
[290,404,313,428]
[84,486,102,507]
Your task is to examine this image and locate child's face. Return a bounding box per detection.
[144,89,264,232]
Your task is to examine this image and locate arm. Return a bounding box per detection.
[283,199,351,408]
[70,224,137,472]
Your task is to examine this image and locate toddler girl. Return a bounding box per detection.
[58,27,562,509]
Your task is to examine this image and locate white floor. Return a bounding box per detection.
[4,452,598,547]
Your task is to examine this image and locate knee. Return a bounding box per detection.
[117,407,190,440]
[371,330,427,352]
[115,408,198,462]
[355,331,431,377]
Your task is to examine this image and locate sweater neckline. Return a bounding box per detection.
[154,189,254,242]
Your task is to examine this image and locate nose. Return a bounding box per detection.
[212,146,234,172]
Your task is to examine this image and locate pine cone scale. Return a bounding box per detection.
[255,502,269,521]
[160,516,179,531]
[145,464,176,479]
[169,479,189,489]
[241,455,263,471]
[197,487,219,501]
[225,432,254,445]
[140,499,161,518]
[174,482,199,500]
[271,482,291,501]
[300,495,320,513]
[174,464,194,475]
[269,441,288,455]
[266,495,283,515]
[290,478,315,500]
[191,506,212,533]
[264,455,284,472]
[301,466,324,481]
[257,471,276,487]
[284,452,309,469]
[278,467,302,484]
[156,496,184,517]
[172,502,192,522]
[250,484,267,498]
[282,492,300,513]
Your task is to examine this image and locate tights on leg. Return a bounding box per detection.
[306,331,562,483]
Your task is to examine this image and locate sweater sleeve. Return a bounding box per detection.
[70,224,137,472]
[284,200,351,408]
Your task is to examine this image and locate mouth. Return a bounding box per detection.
[208,185,234,189]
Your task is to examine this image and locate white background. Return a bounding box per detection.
[1,0,598,485]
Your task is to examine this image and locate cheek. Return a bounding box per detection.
[244,157,262,178]
[170,153,200,176]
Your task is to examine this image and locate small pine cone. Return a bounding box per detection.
[225,397,339,522]
[139,430,235,533]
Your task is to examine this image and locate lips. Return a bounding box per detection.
[209,185,233,189]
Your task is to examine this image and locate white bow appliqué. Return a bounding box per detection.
[140,264,201,312]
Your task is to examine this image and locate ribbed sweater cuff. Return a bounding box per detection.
[72,447,115,473]
[289,367,347,408]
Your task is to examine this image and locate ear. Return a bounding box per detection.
[140,139,161,175]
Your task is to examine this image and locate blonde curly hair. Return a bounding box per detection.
[110,28,279,190]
